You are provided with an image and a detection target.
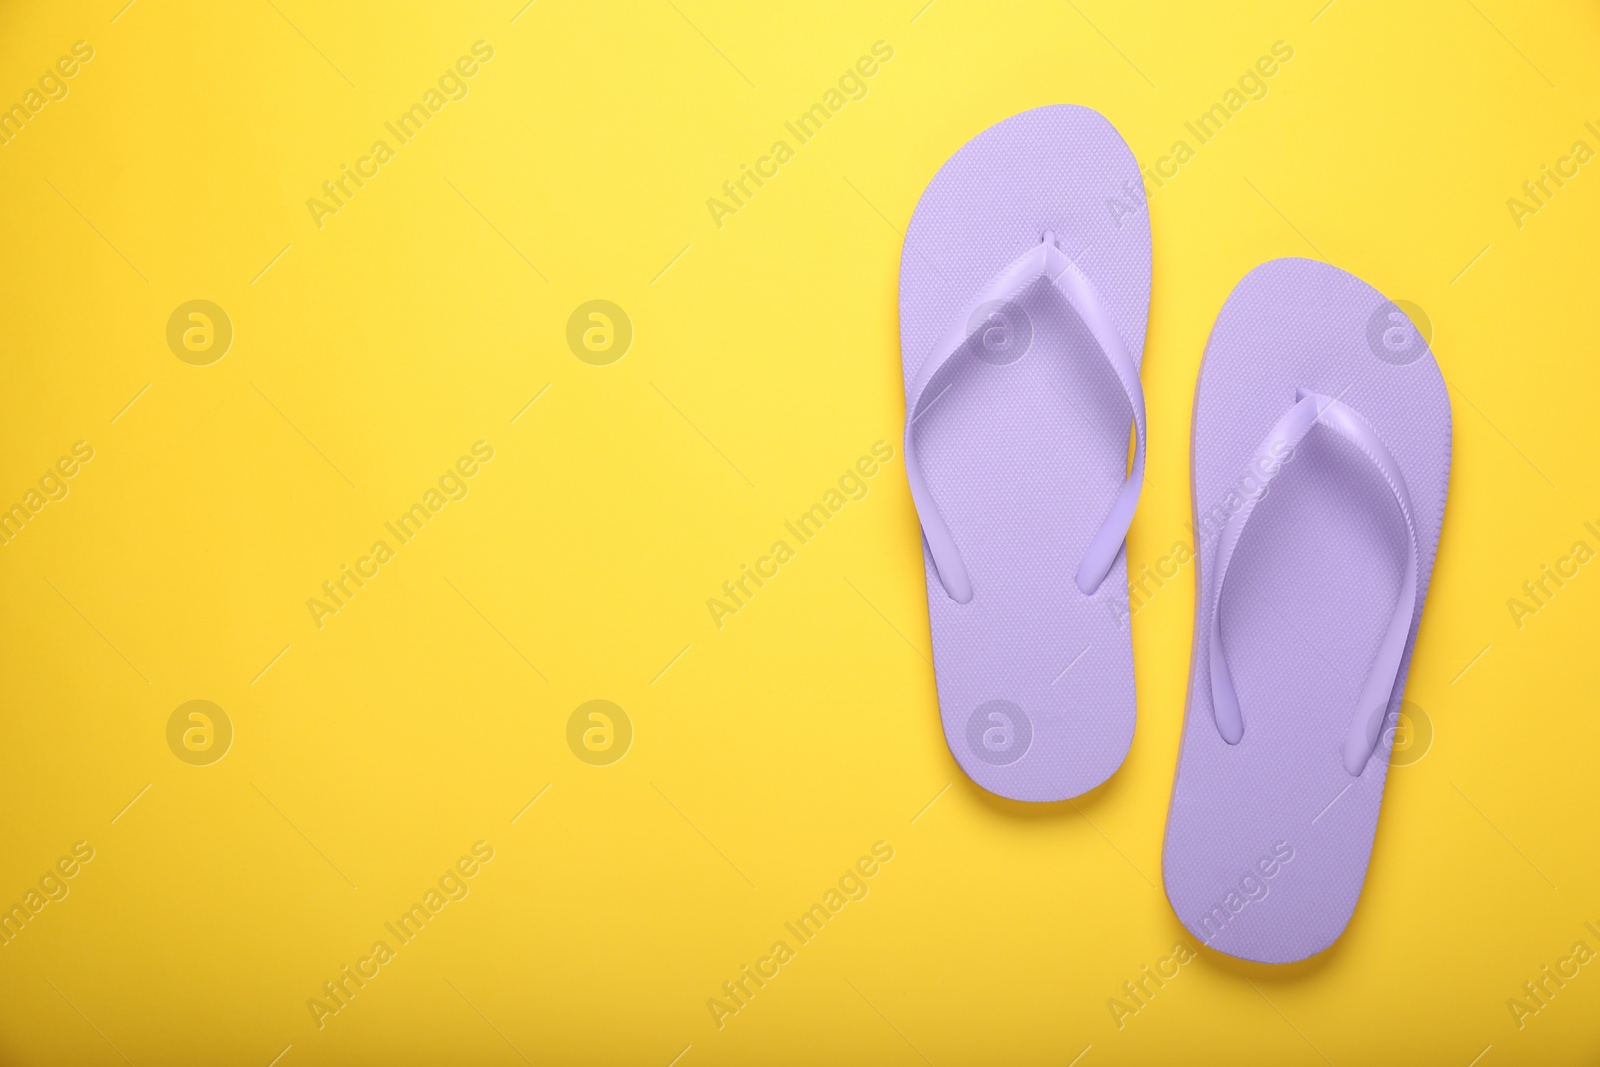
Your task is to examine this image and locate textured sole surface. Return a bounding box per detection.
[1163,258,1452,963]
[899,104,1150,801]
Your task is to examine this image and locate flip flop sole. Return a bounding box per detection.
[1163,258,1451,963]
[899,105,1150,801]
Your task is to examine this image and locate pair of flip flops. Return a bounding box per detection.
[900,105,1451,965]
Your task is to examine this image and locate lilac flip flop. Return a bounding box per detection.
[1162,258,1451,963]
[899,105,1150,801]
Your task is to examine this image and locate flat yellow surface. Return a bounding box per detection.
[0,1,1596,1064]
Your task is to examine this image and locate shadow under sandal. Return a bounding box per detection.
[1162,258,1452,963]
[899,104,1150,802]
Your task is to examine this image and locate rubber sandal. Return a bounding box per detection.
[1162,257,1451,963]
[899,105,1150,802]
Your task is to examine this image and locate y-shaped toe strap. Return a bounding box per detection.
[1206,389,1420,776]
[902,233,1146,604]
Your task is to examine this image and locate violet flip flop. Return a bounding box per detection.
[899,105,1149,802]
[1162,258,1451,963]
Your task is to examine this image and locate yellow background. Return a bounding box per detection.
[0,0,1596,1063]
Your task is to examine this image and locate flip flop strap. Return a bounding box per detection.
[1206,388,1421,776]
[902,234,1146,603]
